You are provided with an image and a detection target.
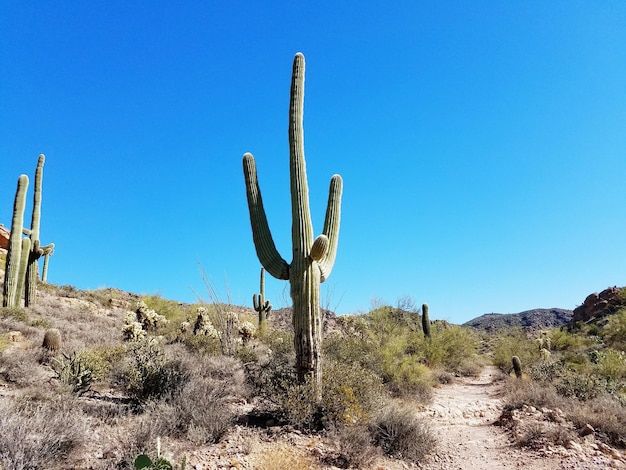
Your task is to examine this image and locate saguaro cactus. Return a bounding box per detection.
[25,154,54,306]
[3,175,29,307]
[253,267,272,329]
[422,303,431,339]
[243,53,343,390]
[512,355,522,379]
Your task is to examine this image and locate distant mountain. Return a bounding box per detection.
[463,308,573,333]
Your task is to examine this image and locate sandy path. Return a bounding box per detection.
[416,366,571,470]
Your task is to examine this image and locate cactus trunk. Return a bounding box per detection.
[243,53,343,394]
[3,175,29,307]
[25,155,44,306]
[422,303,431,339]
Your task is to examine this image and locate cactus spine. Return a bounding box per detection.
[3,175,29,307]
[243,53,343,391]
[422,303,431,339]
[512,355,522,379]
[25,154,54,306]
[253,267,272,329]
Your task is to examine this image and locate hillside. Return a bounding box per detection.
[463,308,573,333]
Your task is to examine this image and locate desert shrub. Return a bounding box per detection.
[133,354,244,444]
[120,339,190,404]
[249,354,384,430]
[330,424,380,469]
[0,395,87,470]
[503,378,626,447]
[0,348,44,387]
[595,348,626,381]
[549,327,591,352]
[567,394,626,447]
[53,351,95,396]
[602,309,626,351]
[514,421,546,449]
[368,404,435,462]
[74,345,125,381]
[502,379,566,412]
[420,324,480,374]
[493,329,539,373]
[0,306,28,322]
[321,359,385,427]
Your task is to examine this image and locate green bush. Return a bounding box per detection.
[493,329,539,373]
[121,339,190,404]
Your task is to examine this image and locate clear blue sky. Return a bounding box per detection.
[2,1,625,324]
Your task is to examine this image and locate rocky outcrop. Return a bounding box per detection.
[0,224,9,250]
[571,286,623,325]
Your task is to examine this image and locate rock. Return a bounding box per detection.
[579,423,595,437]
[0,224,9,250]
[571,286,624,324]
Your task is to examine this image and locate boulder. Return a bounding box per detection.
[0,224,9,250]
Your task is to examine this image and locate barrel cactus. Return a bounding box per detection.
[243,53,343,390]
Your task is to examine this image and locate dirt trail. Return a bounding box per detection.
[416,366,593,470]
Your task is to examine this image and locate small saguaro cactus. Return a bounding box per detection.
[25,154,55,306]
[253,267,272,329]
[512,355,522,379]
[243,53,343,390]
[422,303,431,339]
[3,175,29,308]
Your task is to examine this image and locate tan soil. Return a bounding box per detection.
[415,366,625,470]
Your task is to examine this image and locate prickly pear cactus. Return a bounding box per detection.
[243,53,343,390]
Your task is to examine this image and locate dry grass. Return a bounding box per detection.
[0,393,87,470]
[252,443,318,469]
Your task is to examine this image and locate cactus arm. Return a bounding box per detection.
[243,153,289,280]
[317,174,343,282]
[3,175,29,308]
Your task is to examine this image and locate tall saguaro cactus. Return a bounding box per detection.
[253,267,272,329]
[3,175,29,307]
[243,53,343,390]
[422,303,431,339]
[25,154,54,306]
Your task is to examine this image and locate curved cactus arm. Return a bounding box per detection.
[243,153,290,280]
[317,174,343,282]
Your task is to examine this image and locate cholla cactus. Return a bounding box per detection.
[192,307,220,340]
[123,313,146,341]
[135,300,169,330]
[239,321,256,344]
